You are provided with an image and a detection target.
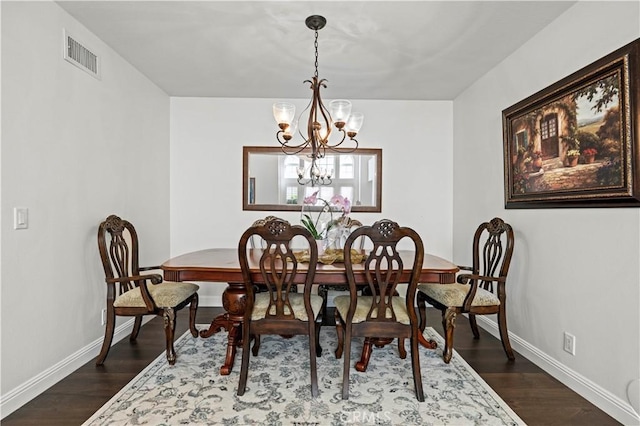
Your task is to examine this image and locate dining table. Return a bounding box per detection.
[162,248,459,375]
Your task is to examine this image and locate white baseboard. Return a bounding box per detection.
[475,316,640,426]
[0,316,152,419]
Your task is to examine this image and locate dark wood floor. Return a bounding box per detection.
[3,307,619,425]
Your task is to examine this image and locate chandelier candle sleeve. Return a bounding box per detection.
[273,15,364,187]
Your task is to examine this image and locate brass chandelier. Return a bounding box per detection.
[273,15,363,187]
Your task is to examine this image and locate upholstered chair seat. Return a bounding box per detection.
[333,295,411,324]
[417,283,499,308]
[252,293,323,321]
[113,281,199,308]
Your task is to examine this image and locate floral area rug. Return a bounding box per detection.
[84,326,525,426]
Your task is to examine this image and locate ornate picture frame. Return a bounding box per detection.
[502,38,639,208]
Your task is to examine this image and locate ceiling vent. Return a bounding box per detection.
[63,29,100,79]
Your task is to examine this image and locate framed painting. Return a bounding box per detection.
[503,38,640,208]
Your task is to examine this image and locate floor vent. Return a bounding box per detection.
[63,29,100,79]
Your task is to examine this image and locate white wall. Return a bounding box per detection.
[170,98,453,305]
[1,2,170,416]
[452,2,640,424]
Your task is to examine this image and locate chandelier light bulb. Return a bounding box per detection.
[273,102,295,129]
[346,112,364,137]
[329,99,352,128]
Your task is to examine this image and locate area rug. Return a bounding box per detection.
[83,326,525,425]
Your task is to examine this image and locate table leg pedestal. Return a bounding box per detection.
[199,282,245,375]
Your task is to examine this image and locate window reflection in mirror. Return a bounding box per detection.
[242,146,382,212]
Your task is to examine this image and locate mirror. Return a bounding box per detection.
[243,146,382,212]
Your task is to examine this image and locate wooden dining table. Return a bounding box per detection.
[162,248,459,375]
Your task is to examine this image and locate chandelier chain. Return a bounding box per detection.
[314,30,319,79]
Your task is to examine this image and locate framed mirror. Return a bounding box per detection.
[243,146,382,212]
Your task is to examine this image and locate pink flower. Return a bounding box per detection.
[303,191,319,205]
[330,194,351,215]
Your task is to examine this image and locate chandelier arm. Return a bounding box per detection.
[275,133,310,153]
[315,79,333,145]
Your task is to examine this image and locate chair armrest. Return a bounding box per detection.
[457,265,473,272]
[106,273,163,285]
[457,273,506,285]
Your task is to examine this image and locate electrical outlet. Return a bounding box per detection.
[101,309,107,326]
[563,332,576,355]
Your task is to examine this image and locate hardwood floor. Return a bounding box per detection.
[3,307,619,425]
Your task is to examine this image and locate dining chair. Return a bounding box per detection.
[417,217,515,363]
[237,217,322,397]
[334,219,425,401]
[96,215,199,366]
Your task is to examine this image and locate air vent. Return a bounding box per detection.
[63,29,100,79]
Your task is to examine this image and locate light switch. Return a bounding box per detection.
[14,207,28,230]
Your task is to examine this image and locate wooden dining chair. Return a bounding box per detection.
[334,219,425,401]
[417,217,515,363]
[96,215,199,366]
[237,217,322,397]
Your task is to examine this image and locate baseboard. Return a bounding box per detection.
[0,316,153,419]
[198,295,222,307]
[475,316,640,425]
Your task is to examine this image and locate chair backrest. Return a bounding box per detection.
[470,217,515,294]
[238,217,318,320]
[97,215,140,295]
[248,216,282,248]
[343,219,424,324]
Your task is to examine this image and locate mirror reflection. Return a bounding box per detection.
[243,146,382,212]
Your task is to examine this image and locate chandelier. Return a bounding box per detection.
[273,15,363,187]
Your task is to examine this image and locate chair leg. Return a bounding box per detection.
[442,308,457,364]
[163,307,177,365]
[96,307,115,366]
[334,309,344,359]
[315,318,323,357]
[308,322,319,397]
[341,327,352,400]
[410,331,424,402]
[417,291,427,333]
[251,334,261,356]
[189,293,199,338]
[130,315,143,341]
[498,306,515,360]
[469,313,480,339]
[397,338,407,359]
[237,324,252,396]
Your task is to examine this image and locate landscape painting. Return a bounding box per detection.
[503,39,640,208]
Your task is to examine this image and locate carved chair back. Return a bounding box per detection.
[465,217,515,309]
[98,215,146,299]
[248,216,282,249]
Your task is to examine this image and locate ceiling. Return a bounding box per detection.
[56,1,576,100]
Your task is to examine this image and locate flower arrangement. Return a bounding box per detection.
[582,148,597,157]
[566,149,581,158]
[301,191,352,240]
